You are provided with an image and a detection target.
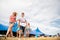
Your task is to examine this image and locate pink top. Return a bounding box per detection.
[9,15,16,22]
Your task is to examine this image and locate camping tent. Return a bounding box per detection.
[30,27,43,36]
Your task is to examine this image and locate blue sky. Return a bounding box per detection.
[0,0,60,35]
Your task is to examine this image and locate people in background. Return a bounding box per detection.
[6,12,17,37]
[25,23,31,37]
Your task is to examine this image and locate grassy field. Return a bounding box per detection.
[0,37,60,40]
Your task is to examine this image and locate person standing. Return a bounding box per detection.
[6,12,17,37]
[25,23,31,37]
[18,12,27,37]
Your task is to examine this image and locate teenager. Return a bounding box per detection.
[6,12,17,37]
[18,12,27,37]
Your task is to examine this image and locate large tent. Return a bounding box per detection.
[0,22,18,32]
[0,23,44,35]
[30,27,43,36]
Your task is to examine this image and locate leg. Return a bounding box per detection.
[6,27,11,37]
[19,30,22,38]
[20,26,24,37]
[17,31,19,37]
[20,26,25,34]
[19,31,21,38]
[22,27,25,37]
[6,23,14,37]
[10,30,13,37]
[26,31,29,37]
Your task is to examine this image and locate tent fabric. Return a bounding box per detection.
[30,28,43,35]
[0,23,43,35]
[0,22,18,32]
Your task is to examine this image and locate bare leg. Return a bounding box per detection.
[10,30,13,37]
[26,31,29,37]
[19,30,22,38]
[17,31,19,37]
[6,23,14,37]
[6,28,11,37]
[19,31,21,38]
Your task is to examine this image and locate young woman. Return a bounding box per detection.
[6,12,17,37]
[25,23,30,37]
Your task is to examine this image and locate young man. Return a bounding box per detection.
[18,12,27,37]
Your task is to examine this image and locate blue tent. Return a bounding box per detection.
[0,24,8,31]
[0,22,18,32]
[30,27,43,36]
[0,23,43,35]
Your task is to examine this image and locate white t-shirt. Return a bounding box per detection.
[19,17,26,27]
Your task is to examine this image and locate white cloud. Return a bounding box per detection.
[0,0,60,35]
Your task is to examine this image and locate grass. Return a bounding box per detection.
[0,37,60,40]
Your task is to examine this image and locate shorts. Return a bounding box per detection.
[20,26,25,34]
[25,28,31,32]
[9,22,15,24]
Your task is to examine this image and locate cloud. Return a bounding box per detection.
[0,0,60,35]
[50,19,60,28]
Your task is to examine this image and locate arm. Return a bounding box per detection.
[18,20,20,27]
[25,20,27,26]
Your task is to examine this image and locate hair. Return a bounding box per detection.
[21,12,24,15]
[13,12,17,16]
[28,23,30,25]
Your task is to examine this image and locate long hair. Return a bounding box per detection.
[13,12,17,16]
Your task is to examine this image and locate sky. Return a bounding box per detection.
[0,0,60,35]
